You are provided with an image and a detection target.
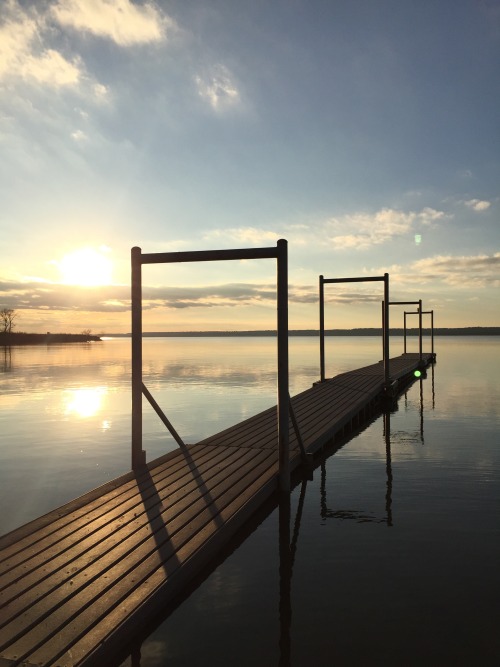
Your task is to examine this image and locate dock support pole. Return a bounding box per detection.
[383,274,390,386]
[277,239,290,495]
[418,299,423,364]
[319,275,325,382]
[404,311,407,353]
[131,246,146,470]
[431,309,434,357]
[381,301,385,363]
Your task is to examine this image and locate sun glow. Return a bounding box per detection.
[58,247,113,286]
[64,387,107,418]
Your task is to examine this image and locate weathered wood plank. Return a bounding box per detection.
[0,447,259,622]
[4,452,278,665]
[0,445,228,585]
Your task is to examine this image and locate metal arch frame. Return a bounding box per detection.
[404,309,434,356]
[319,273,390,386]
[386,300,423,362]
[131,240,291,493]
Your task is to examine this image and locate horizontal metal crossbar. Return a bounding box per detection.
[405,310,432,315]
[139,246,280,264]
[322,276,386,283]
[388,301,420,305]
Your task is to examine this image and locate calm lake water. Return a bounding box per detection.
[1,336,499,665]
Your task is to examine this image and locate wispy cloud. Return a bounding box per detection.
[411,252,500,288]
[0,0,173,90]
[383,252,500,289]
[51,0,172,46]
[200,206,449,251]
[324,207,448,250]
[0,1,82,87]
[0,277,408,315]
[195,64,241,111]
[464,198,491,212]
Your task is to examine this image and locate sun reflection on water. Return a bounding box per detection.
[64,387,108,418]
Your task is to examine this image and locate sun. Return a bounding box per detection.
[58,247,113,286]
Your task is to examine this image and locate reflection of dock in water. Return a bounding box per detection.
[0,353,433,666]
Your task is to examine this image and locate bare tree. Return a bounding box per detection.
[0,308,18,334]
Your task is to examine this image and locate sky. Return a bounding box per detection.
[1,0,499,334]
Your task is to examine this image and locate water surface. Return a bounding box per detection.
[1,337,499,665]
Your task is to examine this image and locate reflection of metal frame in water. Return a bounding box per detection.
[319,448,393,527]
[383,411,393,527]
[279,491,292,667]
[1,345,12,373]
[278,477,309,667]
[401,363,436,444]
[315,369,433,530]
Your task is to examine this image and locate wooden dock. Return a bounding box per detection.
[0,352,433,667]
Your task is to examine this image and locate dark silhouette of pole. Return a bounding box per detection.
[431,309,434,356]
[131,246,146,470]
[383,274,390,387]
[277,239,290,494]
[319,275,325,382]
[418,299,423,363]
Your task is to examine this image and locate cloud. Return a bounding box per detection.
[0,277,400,316]
[0,0,173,90]
[464,199,491,212]
[325,207,449,250]
[384,252,500,289]
[411,252,500,288]
[51,0,172,46]
[199,207,449,253]
[0,279,288,313]
[70,129,88,142]
[195,64,241,111]
[0,1,82,87]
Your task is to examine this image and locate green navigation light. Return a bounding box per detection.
[414,370,422,378]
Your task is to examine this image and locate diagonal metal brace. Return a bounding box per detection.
[142,382,186,448]
[288,394,311,469]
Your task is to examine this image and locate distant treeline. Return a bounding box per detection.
[0,332,101,345]
[109,327,500,338]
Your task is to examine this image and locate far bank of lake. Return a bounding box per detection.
[0,332,101,345]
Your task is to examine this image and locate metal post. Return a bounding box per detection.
[418,299,423,363]
[131,247,146,469]
[404,311,407,353]
[277,239,289,495]
[381,300,385,363]
[431,310,434,356]
[383,274,389,386]
[319,275,325,382]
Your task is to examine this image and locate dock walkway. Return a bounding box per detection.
[0,353,432,667]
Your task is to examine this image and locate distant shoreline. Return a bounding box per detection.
[106,327,500,338]
[0,332,101,345]
[2,327,498,345]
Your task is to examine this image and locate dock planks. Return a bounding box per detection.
[0,352,433,666]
